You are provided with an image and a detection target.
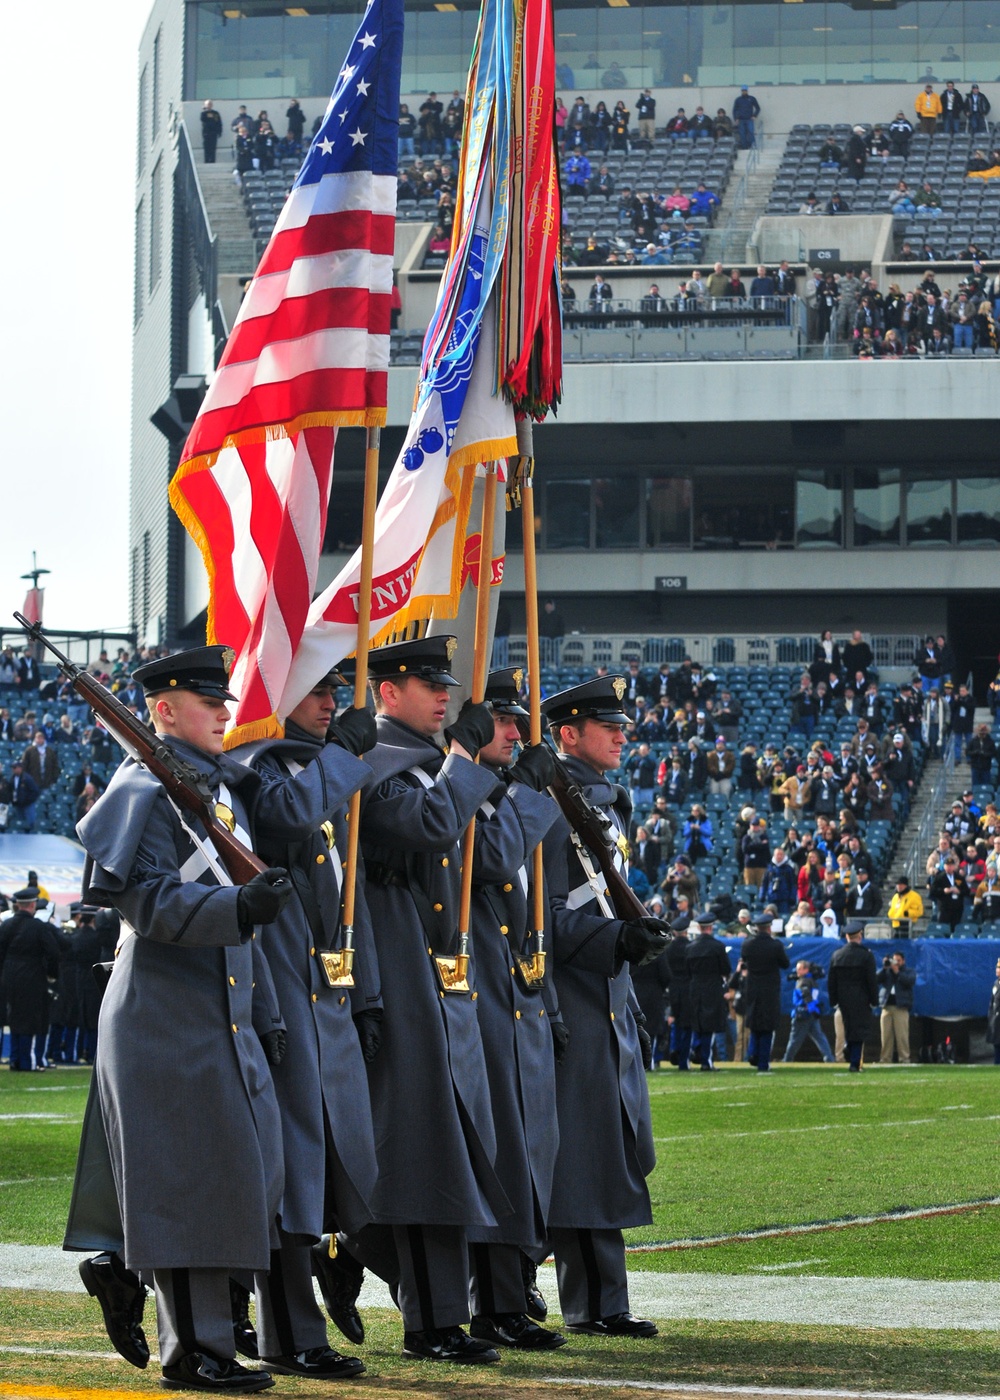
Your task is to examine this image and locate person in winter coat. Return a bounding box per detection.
[968,725,997,787]
[877,951,916,1063]
[740,914,790,1072]
[760,847,798,915]
[741,818,771,887]
[685,912,732,1070]
[0,886,60,1069]
[887,876,924,934]
[683,805,713,862]
[828,922,879,1070]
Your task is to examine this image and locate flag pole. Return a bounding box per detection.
[453,461,499,985]
[516,417,547,978]
[327,422,381,988]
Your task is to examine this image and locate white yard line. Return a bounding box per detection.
[541,1381,996,1400]
[654,1113,1000,1144]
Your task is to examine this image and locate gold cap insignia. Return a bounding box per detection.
[445,637,458,661]
[612,677,627,702]
[222,647,236,675]
[215,802,236,833]
[512,668,524,689]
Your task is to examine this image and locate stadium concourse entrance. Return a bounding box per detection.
[947,596,1000,701]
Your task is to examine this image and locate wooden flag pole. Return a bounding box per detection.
[453,462,499,986]
[516,417,547,974]
[327,423,381,988]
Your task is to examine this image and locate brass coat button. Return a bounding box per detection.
[433,902,443,912]
[231,1023,238,1033]
[228,976,236,986]
[311,993,318,1003]
[500,925,509,934]
[316,853,326,864]
[339,996,346,1005]
[503,882,513,892]
[441,858,449,867]
[515,1010,522,1020]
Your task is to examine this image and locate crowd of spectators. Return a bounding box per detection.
[804,262,1000,352]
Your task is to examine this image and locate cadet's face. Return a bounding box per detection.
[562,718,625,775]
[382,676,450,736]
[480,715,522,767]
[152,691,230,754]
[289,684,336,738]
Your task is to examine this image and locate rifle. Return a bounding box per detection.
[546,753,649,922]
[14,613,266,886]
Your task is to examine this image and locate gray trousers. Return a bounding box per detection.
[254,1244,328,1359]
[469,1241,528,1316]
[148,1267,234,1367]
[342,1222,470,1332]
[549,1227,629,1324]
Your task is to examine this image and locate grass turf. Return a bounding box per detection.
[3,1293,1000,1397]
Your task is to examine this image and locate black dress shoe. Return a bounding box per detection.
[402,1327,501,1363]
[262,1345,365,1378]
[79,1252,149,1369]
[519,1250,548,1322]
[565,1312,658,1338]
[160,1351,274,1392]
[310,1237,365,1344]
[470,1312,566,1350]
[229,1280,258,1360]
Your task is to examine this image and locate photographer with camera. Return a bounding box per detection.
[877,951,916,1063]
[783,960,836,1063]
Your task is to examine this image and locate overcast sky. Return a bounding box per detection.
[0,2,145,635]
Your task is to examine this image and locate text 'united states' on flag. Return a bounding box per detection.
[168,0,403,746]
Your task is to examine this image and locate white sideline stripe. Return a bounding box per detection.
[541,1381,992,1400]
[0,1176,72,1188]
[0,1114,72,1121]
[654,1113,1000,1144]
[0,1344,125,1360]
[626,1197,1000,1253]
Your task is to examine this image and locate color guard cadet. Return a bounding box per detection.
[74,646,290,1392]
[330,636,512,1364]
[466,668,566,1350]
[540,676,667,1337]
[233,672,383,1379]
[0,885,60,1071]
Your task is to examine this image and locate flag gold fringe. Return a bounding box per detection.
[223,712,286,751]
[168,469,224,649]
[173,406,387,482]
[447,435,518,472]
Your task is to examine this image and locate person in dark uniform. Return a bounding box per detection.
[201,101,223,163]
[465,668,567,1351]
[70,904,115,1064]
[540,676,667,1338]
[685,910,731,1070]
[233,672,383,1380]
[0,886,60,1070]
[47,904,83,1066]
[71,645,290,1392]
[828,921,878,1071]
[740,912,790,1073]
[987,956,1000,1064]
[664,916,693,1068]
[334,636,510,1365]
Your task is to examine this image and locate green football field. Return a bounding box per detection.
[2,1063,999,1396]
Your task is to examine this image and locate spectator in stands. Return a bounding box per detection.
[966,84,991,134]
[611,101,631,152]
[664,186,691,218]
[845,867,879,920]
[845,126,867,182]
[750,265,776,299]
[853,294,884,341]
[9,762,39,833]
[841,630,873,683]
[742,817,771,887]
[230,104,252,134]
[760,847,797,915]
[441,106,462,157]
[888,112,913,155]
[590,164,615,199]
[818,134,844,170]
[940,80,965,135]
[688,182,720,222]
[284,98,306,144]
[707,738,735,797]
[826,190,851,215]
[396,170,417,203]
[683,805,713,863]
[916,181,942,216]
[936,634,955,685]
[968,724,996,786]
[725,268,747,299]
[974,859,1000,924]
[665,109,689,141]
[799,192,821,216]
[866,126,890,161]
[888,180,916,215]
[949,682,975,760]
[732,85,760,149]
[706,261,728,298]
[398,103,417,161]
[564,95,589,151]
[588,101,612,154]
[22,731,58,791]
[200,100,222,163]
[949,292,977,349]
[254,119,277,171]
[930,854,968,931]
[234,123,254,177]
[714,109,733,140]
[418,93,443,154]
[563,151,591,197]
[427,224,450,257]
[689,106,713,141]
[635,89,656,146]
[888,876,924,934]
[915,83,942,133]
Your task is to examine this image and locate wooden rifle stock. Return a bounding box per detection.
[14,614,266,886]
[546,756,649,922]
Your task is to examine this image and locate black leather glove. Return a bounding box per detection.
[327,706,378,756]
[444,700,495,759]
[509,742,557,793]
[259,1027,288,1066]
[236,868,292,928]
[354,1008,383,1062]
[616,917,671,966]
[636,1023,653,1072]
[551,1019,570,1065]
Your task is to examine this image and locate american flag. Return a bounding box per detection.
[170,0,402,744]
